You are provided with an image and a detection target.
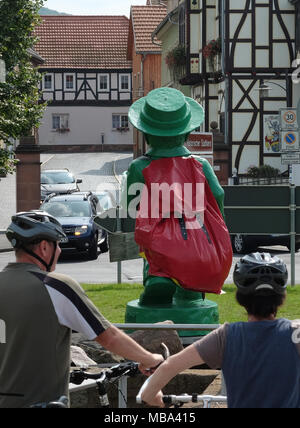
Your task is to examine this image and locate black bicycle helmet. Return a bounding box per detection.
[6,211,66,248]
[6,211,66,272]
[234,252,288,296]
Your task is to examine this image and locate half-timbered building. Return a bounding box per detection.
[35,15,133,152]
[168,0,299,179]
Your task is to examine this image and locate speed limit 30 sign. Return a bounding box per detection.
[280,108,299,131]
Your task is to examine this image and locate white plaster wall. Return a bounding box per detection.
[38,106,133,147]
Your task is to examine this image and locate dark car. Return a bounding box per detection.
[231,233,300,254]
[41,169,82,201]
[40,192,108,260]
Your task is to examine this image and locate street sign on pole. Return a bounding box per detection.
[281,131,300,152]
[280,108,298,131]
[281,152,300,165]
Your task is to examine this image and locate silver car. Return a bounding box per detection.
[41,169,82,201]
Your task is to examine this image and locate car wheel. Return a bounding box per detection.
[232,234,253,254]
[88,234,99,260]
[99,238,109,253]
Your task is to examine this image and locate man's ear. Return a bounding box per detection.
[38,240,48,256]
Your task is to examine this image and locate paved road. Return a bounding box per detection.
[0,245,299,285]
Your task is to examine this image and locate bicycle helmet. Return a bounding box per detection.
[233,252,288,296]
[6,211,66,248]
[6,211,66,272]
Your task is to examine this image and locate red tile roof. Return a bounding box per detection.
[34,16,132,69]
[130,5,167,53]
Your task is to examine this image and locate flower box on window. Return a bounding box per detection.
[56,127,70,134]
[116,127,129,132]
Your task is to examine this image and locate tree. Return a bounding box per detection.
[0,0,46,175]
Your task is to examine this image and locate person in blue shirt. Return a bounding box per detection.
[141,253,300,408]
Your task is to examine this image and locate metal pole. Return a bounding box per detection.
[116,205,122,284]
[290,184,296,287]
[118,377,127,408]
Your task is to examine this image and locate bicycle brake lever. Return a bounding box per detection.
[161,343,170,360]
[144,343,170,374]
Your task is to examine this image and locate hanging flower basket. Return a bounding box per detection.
[165,45,187,82]
[201,38,221,72]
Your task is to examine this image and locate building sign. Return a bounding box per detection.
[185,132,214,164]
[264,115,280,154]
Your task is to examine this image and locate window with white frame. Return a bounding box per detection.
[52,114,70,131]
[119,74,130,91]
[112,114,129,130]
[64,74,75,90]
[99,74,109,91]
[43,74,54,90]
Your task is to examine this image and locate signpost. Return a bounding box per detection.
[281,131,299,152]
[281,152,300,165]
[280,108,298,131]
[280,108,300,185]
[185,132,214,165]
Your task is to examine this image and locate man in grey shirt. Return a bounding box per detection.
[141,253,300,408]
[0,211,163,408]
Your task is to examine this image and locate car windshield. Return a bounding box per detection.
[42,201,91,218]
[41,171,75,185]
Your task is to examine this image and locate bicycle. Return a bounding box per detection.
[69,343,170,408]
[137,371,227,408]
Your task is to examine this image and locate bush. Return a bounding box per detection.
[247,164,281,179]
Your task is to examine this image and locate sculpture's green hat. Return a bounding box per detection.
[129,87,204,137]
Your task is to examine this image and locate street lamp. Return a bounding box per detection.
[0,56,6,83]
[256,79,291,106]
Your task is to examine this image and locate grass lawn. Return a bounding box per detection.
[82,283,300,325]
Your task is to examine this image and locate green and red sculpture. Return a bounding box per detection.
[125,88,232,336]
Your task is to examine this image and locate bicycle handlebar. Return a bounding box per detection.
[70,342,170,387]
[136,364,227,408]
[162,394,227,408]
[70,361,139,386]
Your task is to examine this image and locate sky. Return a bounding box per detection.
[43,0,148,17]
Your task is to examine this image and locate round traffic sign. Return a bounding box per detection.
[283,110,297,125]
[284,132,297,146]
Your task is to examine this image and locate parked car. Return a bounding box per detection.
[40,192,108,260]
[41,169,82,201]
[231,234,300,254]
